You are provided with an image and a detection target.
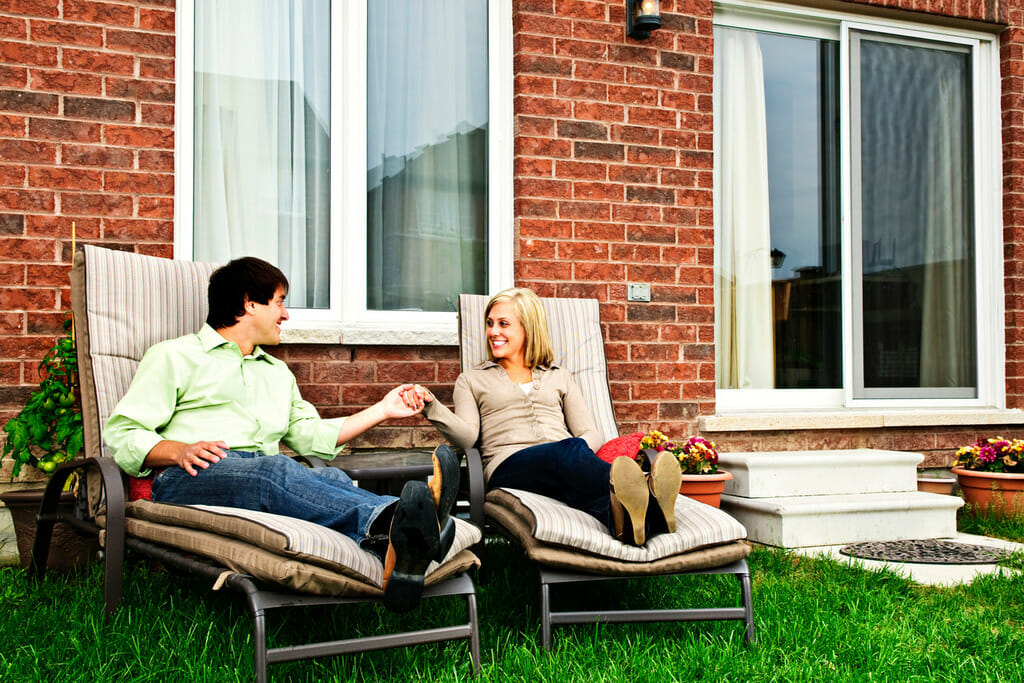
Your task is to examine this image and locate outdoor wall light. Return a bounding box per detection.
[627,0,661,40]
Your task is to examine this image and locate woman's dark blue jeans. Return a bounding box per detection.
[488,437,612,526]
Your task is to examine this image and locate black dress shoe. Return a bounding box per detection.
[383,480,440,613]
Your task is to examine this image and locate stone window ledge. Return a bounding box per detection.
[280,325,458,347]
[700,409,1024,433]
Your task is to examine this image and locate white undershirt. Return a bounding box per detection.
[519,382,532,395]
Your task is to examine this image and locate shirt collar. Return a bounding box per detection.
[477,360,559,371]
[198,324,270,360]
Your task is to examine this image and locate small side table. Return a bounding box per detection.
[334,449,435,496]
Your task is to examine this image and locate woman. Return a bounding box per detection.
[409,287,681,546]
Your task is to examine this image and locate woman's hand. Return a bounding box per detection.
[411,384,435,403]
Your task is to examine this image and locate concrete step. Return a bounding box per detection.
[719,449,923,498]
[722,491,964,548]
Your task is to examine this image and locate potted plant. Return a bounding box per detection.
[1,317,93,570]
[639,431,733,507]
[951,437,1024,517]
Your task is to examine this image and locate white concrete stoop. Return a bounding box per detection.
[719,449,963,548]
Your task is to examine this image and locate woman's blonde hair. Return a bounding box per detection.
[485,287,554,368]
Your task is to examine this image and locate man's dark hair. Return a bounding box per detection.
[206,257,289,329]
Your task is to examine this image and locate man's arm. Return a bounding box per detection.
[333,384,424,446]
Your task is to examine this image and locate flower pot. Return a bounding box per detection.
[917,476,956,495]
[951,467,1024,516]
[679,470,733,508]
[0,488,98,572]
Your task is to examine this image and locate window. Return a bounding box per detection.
[175,0,512,343]
[713,3,1002,411]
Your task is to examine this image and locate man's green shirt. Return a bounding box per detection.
[104,324,345,477]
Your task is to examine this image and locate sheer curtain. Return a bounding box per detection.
[193,0,330,309]
[858,39,974,390]
[714,28,774,389]
[366,0,489,312]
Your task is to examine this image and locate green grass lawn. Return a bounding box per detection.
[2,510,1023,682]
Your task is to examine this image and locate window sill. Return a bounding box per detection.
[699,409,1024,433]
[279,323,458,346]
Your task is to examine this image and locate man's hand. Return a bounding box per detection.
[147,439,228,477]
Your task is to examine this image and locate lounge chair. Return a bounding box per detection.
[458,293,754,649]
[30,245,482,681]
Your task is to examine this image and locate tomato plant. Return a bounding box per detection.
[3,316,83,478]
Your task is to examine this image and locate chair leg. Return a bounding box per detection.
[540,580,552,651]
[740,569,755,645]
[467,590,481,674]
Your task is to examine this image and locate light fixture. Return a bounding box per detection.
[770,248,786,269]
[627,0,661,40]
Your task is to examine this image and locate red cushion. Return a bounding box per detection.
[595,433,644,464]
[128,469,164,501]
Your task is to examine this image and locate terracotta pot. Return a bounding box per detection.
[679,470,733,508]
[952,467,1024,516]
[917,477,956,495]
[0,488,98,572]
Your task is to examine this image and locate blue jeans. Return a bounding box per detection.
[151,451,397,543]
[488,437,611,526]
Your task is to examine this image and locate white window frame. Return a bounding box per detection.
[714,0,1005,413]
[174,0,514,345]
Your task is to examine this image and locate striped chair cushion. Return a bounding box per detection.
[127,500,483,588]
[458,294,619,443]
[487,488,747,563]
[78,244,219,460]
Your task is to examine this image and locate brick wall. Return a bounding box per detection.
[0,0,1022,467]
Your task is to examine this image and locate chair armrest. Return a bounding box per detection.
[293,455,327,468]
[465,447,485,529]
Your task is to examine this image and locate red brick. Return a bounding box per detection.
[0,65,28,87]
[0,17,28,40]
[105,125,173,149]
[104,171,173,195]
[0,237,54,260]
[64,0,137,27]
[60,192,131,216]
[0,164,26,186]
[24,262,68,286]
[516,33,555,55]
[559,200,609,220]
[608,83,659,106]
[555,79,608,100]
[514,54,572,77]
[63,48,134,75]
[29,166,102,191]
[515,95,572,117]
[520,260,572,280]
[574,221,624,241]
[572,181,623,201]
[554,38,606,59]
[0,214,24,235]
[26,310,67,334]
[515,197,558,217]
[613,203,660,223]
[556,160,606,180]
[139,8,175,33]
[0,89,58,114]
[516,12,572,37]
[574,61,624,82]
[139,56,174,80]
[517,115,555,136]
[611,243,660,262]
[627,106,676,127]
[608,44,659,66]
[0,335,57,360]
[514,157,554,176]
[28,116,101,142]
[515,136,572,157]
[62,143,134,168]
[555,0,606,21]
[521,238,557,259]
[64,96,135,121]
[574,261,624,280]
[609,164,658,184]
[573,101,625,122]
[516,177,572,198]
[138,150,174,171]
[572,19,621,43]
[26,215,100,238]
[29,68,103,94]
[106,77,175,102]
[0,189,54,212]
[519,218,572,239]
[103,218,172,241]
[30,20,103,47]
[628,145,676,166]
[515,74,555,96]
[560,240,608,259]
[310,362,376,384]
[138,196,173,218]
[626,185,675,204]
[0,40,58,68]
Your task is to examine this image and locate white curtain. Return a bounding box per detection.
[714,29,775,389]
[858,40,974,389]
[366,0,489,312]
[193,0,330,308]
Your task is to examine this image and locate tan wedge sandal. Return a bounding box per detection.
[609,456,649,545]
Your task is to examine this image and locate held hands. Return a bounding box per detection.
[400,384,435,408]
[382,384,428,419]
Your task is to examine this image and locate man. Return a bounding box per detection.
[104,256,457,612]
